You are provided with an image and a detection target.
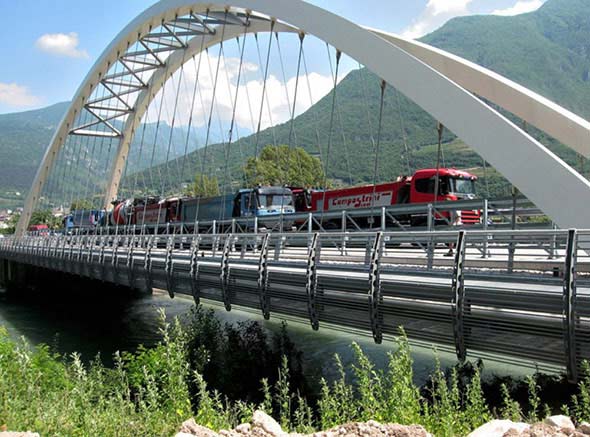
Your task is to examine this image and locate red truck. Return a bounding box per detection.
[293,168,480,228]
[27,224,50,235]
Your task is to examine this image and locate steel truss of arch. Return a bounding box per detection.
[16,0,590,235]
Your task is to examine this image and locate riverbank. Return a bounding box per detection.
[0,289,536,382]
[173,411,590,437]
[1,306,590,437]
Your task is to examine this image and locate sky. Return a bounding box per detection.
[0,0,547,116]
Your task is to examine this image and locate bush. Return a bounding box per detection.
[181,306,308,405]
[1,310,588,436]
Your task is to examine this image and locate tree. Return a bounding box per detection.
[186,174,221,197]
[244,145,324,188]
[30,210,62,230]
[0,213,19,235]
[70,199,93,210]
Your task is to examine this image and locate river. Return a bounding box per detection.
[0,288,534,384]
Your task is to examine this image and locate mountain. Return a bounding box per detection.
[0,102,67,192]
[422,0,590,118]
[0,102,236,207]
[136,0,590,199]
[2,0,589,207]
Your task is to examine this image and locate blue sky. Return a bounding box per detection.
[0,0,546,115]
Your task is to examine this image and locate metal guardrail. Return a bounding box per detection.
[1,228,587,380]
[28,197,547,237]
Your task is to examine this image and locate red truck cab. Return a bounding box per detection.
[410,168,477,203]
[28,224,49,235]
[409,168,480,225]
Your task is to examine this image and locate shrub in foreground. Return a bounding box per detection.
[1,309,590,437]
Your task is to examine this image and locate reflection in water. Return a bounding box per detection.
[0,289,532,383]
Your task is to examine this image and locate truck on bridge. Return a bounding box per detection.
[109,186,295,233]
[292,168,481,228]
[61,169,479,234]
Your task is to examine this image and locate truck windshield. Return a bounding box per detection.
[258,194,293,208]
[450,178,476,195]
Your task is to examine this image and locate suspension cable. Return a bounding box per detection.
[163,46,188,195]
[151,62,173,232]
[77,134,100,227]
[433,122,444,215]
[143,22,177,234]
[137,108,156,232]
[287,33,306,181]
[253,22,276,161]
[224,36,248,186]
[222,22,248,205]
[132,111,150,200]
[180,22,205,194]
[63,113,89,210]
[359,64,377,173]
[369,80,387,227]
[275,31,304,229]
[326,44,353,186]
[204,40,229,199]
[320,48,341,220]
[395,87,413,175]
[66,122,91,216]
[302,45,325,175]
[55,108,83,211]
[182,12,210,221]
[195,11,228,223]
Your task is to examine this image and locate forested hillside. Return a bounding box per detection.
[135,0,590,199]
[0,103,222,206]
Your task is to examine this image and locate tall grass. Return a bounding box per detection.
[0,309,588,436]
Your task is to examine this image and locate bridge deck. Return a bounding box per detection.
[1,228,589,380]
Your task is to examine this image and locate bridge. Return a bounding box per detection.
[2,0,590,380]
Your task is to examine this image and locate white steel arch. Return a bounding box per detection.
[105,20,298,209]
[17,0,590,235]
[370,29,590,158]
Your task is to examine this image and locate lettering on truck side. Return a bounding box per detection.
[136,208,166,224]
[329,192,393,210]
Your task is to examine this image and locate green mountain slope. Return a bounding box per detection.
[422,0,590,118]
[0,103,225,206]
[137,0,590,199]
[0,102,67,192]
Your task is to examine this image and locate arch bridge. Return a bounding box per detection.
[15,0,590,235]
[3,0,590,380]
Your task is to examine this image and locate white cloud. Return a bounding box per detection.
[148,53,338,138]
[0,82,41,108]
[492,0,545,16]
[402,0,473,39]
[35,32,89,59]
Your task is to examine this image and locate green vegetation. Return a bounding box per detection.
[29,210,61,229]
[244,145,325,188]
[0,103,205,208]
[70,199,94,210]
[1,308,590,436]
[130,0,590,199]
[186,174,221,197]
[0,213,19,235]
